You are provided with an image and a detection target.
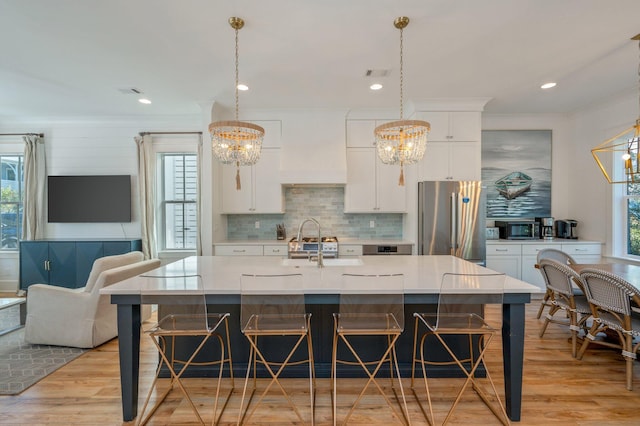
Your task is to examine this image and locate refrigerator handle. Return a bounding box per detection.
[450,192,457,254]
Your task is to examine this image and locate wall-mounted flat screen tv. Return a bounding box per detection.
[48,175,132,223]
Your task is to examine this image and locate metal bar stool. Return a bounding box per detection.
[137,278,234,426]
[411,272,509,425]
[332,273,410,425]
[238,273,315,425]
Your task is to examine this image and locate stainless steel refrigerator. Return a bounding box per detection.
[418,181,486,264]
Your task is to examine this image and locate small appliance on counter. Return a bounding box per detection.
[555,219,578,239]
[535,217,554,240]
[495,220,540,240]
[485,227,500,240]
[276,223,286,240]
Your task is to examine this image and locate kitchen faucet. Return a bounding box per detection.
[296,218,323,268]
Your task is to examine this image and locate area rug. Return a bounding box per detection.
[0,305,87,395]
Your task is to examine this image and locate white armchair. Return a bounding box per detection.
[24,251,161,348]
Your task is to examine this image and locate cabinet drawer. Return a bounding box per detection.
[486,244,521,255]
[521,244,561,255]
[263,245,287,256]
[339,245,363,257]
[215,245,263,256]
[560,243,601,256]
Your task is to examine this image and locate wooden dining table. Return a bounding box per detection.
[570,262,640,285]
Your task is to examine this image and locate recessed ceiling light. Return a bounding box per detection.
[237,83,249,91]
[541,82,557,89]
[138,98,152,104]
[370,83,383,91]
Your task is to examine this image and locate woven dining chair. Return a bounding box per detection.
[577,268,640,390]
[536,249,577,319]
[411,272,509,426]
[537,258,592,357]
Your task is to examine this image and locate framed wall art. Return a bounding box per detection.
[481,130,552,219]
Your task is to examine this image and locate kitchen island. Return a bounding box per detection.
[102,255,538,422]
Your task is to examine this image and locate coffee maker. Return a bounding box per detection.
[535,217,554,240]
[555,219,578,239]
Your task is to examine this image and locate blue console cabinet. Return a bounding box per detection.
[19,239,142,291]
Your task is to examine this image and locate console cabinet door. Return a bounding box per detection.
[47,242,76,288]
[19,241,48,289]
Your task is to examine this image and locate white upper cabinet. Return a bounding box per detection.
[417,111,481,181]
[421,111,481,142]
[221,148,284,213]
[345,148,406,213]
[345,119,406,212]
[419,141,480,181]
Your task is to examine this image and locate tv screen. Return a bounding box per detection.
[48,175,132,223]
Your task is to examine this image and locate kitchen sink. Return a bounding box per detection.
[281,258,363,267]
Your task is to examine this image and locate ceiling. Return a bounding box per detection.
[1,0,640,118]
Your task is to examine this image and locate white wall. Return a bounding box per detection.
[0,114,201,291]
[569,92,637,255]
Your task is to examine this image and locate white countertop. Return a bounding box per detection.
[101,255,540,296]
[214,239,414,246]
[486,239,602,245]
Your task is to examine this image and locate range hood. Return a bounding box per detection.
[278,112,347,185]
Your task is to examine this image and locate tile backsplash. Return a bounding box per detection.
[226,186,403,240]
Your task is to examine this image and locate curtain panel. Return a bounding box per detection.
[135,135,157,259]
[22,135,46,240]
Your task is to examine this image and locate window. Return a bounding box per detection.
[159,153,197,250]
[0,155,23,250]
[626,182,640,256]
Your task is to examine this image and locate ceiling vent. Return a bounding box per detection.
[365,69,390,78]
[117,87,144,95]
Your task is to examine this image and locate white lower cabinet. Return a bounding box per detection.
[486,241,603,290]
[338,244,363,257]
[560,243,602,263]
[263,245,287,256]
[214,245,264,256]
[485,244,521,279]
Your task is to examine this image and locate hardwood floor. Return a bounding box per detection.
[1,300,640,425]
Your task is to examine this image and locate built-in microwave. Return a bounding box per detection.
[494,221,540,240]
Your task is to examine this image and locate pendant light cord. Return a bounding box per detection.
[399,26,404,120]
[235,26,240,122]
